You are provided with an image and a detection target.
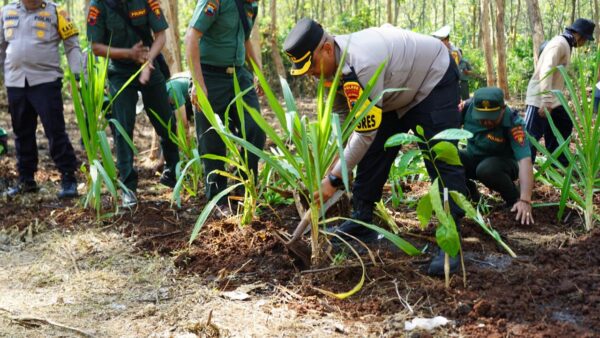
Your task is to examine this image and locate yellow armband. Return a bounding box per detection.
[343,81,382,132]
[57,8,78,40]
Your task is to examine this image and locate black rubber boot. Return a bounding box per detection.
[427,246,460,276]
[466,179,481,202]
[331,198,379,243]
[427,219,462,277]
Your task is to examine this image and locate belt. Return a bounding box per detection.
[201,64,237,75]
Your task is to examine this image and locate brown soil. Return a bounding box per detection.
[0,97,599,337]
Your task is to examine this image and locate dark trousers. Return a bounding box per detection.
[459,150,519,204]
[7,79,77,182]
[352,60,466,218]
[525,104,572,167]
[109,77,180,191]
[194,66,265,203]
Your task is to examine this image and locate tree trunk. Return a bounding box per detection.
[471,0,478,48]
[482,0,496,86]
[250,9,262,70]
[595,0,600,41]
[571,0,577,24]
[387,0,392,23]
[160,0,182,74]
[526,0,544,66]
[270,0,286,78]
[495,0,509,98]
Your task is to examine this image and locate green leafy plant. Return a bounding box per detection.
[149,107,203,205]
[528,60,600,230]
[388,149,427,207]
[68,52,142,218]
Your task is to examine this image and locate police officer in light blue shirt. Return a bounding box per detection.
[0,0,81,198]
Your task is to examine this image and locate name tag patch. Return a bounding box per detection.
[129,8,147,19]
[486,133,505,143]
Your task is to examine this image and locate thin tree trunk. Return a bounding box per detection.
[595,0,600,41]
[571,0,577,24]
[482,0,496,86]
[270,0,286,77]
[472,0,478,48]
[387,0,392,23]
[160,0,182,73]
[526,0,545,66]
[495,0,509,98]
[510,0,521,47]
[250,9,262,69]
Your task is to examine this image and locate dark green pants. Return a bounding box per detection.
[459,149,519,204]
[194,66,265,203]
[109,74,180,191]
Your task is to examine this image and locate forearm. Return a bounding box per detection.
[184,28,205,90]
[518,157,534,201]
[331,131,376,177]
[147,30,166,63]
[64,37,82,75]
[92,42,133,61]
[244,40,261,71]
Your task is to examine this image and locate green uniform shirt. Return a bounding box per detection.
[459,58,472,82]
[86,0,168,76]
[189,0,257,67]
[166,75,190,110]
[463,103,531,161]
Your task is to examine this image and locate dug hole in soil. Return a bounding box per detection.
[0,95,599,337]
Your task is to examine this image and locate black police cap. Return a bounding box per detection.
[283,18,324,76]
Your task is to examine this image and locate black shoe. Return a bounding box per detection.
[427,246,460,276]
[329,198,379,244]
[159,168,176,188]
[5,180,38,197]
[58,181,78,199]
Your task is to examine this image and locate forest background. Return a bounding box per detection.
[4,0,599,102]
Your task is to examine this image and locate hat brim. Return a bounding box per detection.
[472,107,502,120]
[566,26,595,41]
[290,57,312,76]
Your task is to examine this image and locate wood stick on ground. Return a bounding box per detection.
[0,308,93,337]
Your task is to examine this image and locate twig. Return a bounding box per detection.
[300,262,375,274]
[0,309,93,337]
[392,279,414,314]
[134,230,183,246]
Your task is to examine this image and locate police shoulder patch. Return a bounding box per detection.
[87,5,100,26]
[511,125,526,146]
[57,8,79,40]
[147,0,162,17]
[204,2,218,16]
[343,81,382,133]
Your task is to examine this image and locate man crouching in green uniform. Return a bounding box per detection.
[184,0,265,218]
[461,87,535,225]
[86,0,180,207]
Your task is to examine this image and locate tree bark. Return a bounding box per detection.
[482,0,496,86]
[526,0,545,66]
[160,0,182,74]
[595,0,600,41]
[270,0,286,78]
[387,0,392,23]
[571,0,577,25]
[495,0,509,98]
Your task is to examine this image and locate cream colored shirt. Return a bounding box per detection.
[525,35,571,109]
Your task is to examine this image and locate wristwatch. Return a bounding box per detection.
[327,173,344,189]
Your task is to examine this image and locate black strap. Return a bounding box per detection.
[234,0,251,37]
[104,0,153,46]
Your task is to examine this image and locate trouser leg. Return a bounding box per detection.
[109,79,139,191]
[543,105,572,167]
[140,80,180,172]
[7,84,38,182]
[27,79,78,179]
[475,156,519,205]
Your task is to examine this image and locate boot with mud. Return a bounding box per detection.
[330,199,379,244]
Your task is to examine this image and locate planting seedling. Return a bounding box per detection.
[68,52,142,218]
[528,59,600,231]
